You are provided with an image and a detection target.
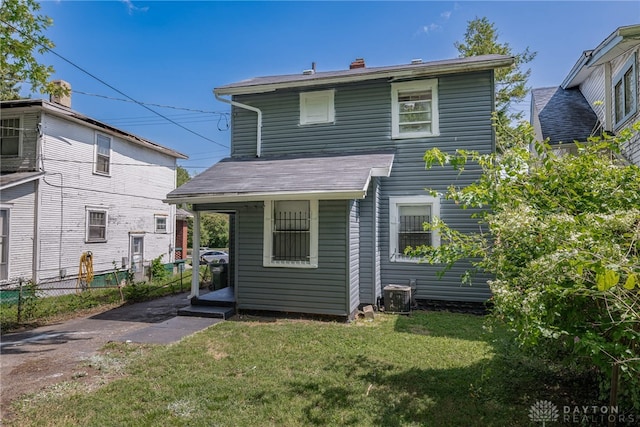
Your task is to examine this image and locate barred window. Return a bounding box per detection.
[264,200,318,268]
[389,196,440,263]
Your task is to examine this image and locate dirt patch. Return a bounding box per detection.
[0,292,193,421]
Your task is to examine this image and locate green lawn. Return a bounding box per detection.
[7,311,598,426]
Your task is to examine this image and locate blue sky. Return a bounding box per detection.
[29,1,640,175]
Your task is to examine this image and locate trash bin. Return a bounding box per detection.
[210,262,228,290]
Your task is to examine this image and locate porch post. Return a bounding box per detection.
[191,210,201,298]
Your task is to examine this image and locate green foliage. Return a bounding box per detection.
[411,121,640,409]
[455,17,536,148]
[176,165,191,187]
[149,254,168,281]
[0,0,66,100]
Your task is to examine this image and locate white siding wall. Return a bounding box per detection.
[36,113,177,282]
[0,181,37,284]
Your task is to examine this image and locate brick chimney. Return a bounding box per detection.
[349,58,365,69]
[49,80,71,108]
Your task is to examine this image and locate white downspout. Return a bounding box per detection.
[214,91,263,157]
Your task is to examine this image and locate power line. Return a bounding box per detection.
[72,89,229,115]
[0,18,229,149]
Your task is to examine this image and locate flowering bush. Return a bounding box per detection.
[411,121,640,408]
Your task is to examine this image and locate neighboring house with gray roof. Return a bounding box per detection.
[531,24,640,164]
[1,91,187,290]
[167,54,514,318]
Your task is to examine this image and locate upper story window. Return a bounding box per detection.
[86,208,108,243]
[155,215,168,233]
[391,79,439,139]
[1,117,22,157]
[389,196,440,263]
[300,90,335,125]
[95,133,111,175]
[263,199,318,268]
[613,53,637,129]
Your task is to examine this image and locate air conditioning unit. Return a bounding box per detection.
[383,284,412,314]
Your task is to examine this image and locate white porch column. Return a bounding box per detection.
[191,210,201,298]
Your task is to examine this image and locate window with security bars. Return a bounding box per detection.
[1,117,21,157]
[272,200,310,261]
[87,209,107,242]
[398,205,432,250]
[95,134,111,175]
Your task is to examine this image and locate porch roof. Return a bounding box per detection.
[165,150,394,204]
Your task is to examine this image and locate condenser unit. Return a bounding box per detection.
[383,284,412,314]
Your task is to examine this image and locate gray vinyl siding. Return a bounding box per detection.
[225,70,496,305]
[348,200,360,314]
[199,200,351,315]
[379,72,495,302]
[1,112,39,173]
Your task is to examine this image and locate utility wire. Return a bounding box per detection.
[1,18,229,149]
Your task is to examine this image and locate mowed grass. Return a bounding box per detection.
[7,311,595,426]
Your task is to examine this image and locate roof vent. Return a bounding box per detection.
[349,58,366,69]
[302,69,315,75]
[411,59,423,65]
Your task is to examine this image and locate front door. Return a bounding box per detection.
[130,235,144,281]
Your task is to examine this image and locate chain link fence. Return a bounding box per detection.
[0,263,204,333]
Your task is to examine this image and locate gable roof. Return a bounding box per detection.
[215,54,514,95]
[531,87,600,144]
[562,24,640,89]
[165,151,395,204]
[0,99,188,160]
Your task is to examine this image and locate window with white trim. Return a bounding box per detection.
[95,133,111,175]
[389,196,440,262]
[613,54,637,128]
[391,79,439,138]
[0,209,9,280]
[155,215,168,233]
[263,200,318,268]
[86,208,108,242]
[1,117,22,157]
[300,90,335,125]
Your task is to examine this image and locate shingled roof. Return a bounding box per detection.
[531,87,600,145]
[165,151,395,204]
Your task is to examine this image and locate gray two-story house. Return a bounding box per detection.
[166,54,514,317]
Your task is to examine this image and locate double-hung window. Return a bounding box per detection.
[389,196,440,262]
[263,200,318,268]
[95,133,111,175]
[155,215,168,233]
[86,208,108,242]
[1,117,21,157]
[391,79,439,138]
[300,90,335,125]
[613,53,637,128]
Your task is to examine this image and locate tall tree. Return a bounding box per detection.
[455,17,536,146]
[176,165,190,187]
[0,0,65,100]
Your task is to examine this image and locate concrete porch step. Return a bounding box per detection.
[177,305,235,319]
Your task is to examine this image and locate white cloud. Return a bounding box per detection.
[441,11,452,20]
[121,0,149,14]
[422,23,442,34]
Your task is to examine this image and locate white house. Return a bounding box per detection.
[0,88,187,289]
[531,24,640,165]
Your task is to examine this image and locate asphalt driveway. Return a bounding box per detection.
[0,292,222,418]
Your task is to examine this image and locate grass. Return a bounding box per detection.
[5,310,601,426]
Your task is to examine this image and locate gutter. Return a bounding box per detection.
[214,91,263,157]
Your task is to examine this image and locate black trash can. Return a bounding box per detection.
[210,262,228,290]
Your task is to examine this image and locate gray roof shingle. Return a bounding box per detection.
[166,151,395,203]
[531,87,600,145]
